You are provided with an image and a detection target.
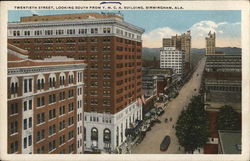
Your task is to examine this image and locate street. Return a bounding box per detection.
[132,58,206,154]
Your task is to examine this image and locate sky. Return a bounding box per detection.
[8,10,241,48]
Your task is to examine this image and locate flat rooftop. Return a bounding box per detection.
[218,130,241,154]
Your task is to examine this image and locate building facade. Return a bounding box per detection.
[204,54,242,112]
[162,30,191,71]
[8,13,144,152]
[142,75,157,99]
[160,47,185,76]
[205,31,216,55]
[7,44,86,154]
[203,53,241,153]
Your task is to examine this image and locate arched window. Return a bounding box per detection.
[10,77,19,95]
[37,74,45,90]
[59,72,66,86]
[48,73,56,88]
[103,128,111,143]
[91,127,98,141]
[68,71,74,84]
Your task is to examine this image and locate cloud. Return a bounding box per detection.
[189,20,241,48]
[142,27,180,48]
[142,20,241,48]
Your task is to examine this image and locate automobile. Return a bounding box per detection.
[160,136,171,151]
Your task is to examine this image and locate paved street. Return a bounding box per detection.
[132,58,206,154]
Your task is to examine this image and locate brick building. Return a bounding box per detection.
[7,44,86,154]
[8,12,144,152]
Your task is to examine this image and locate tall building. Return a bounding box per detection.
[205,31,216,55]
[8,12,144,152]
[162,31,191,71]
[160,47,185,76]
[7,44,86,154]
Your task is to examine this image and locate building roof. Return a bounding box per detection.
[20,12,123,22]
[218,130,241,154]
[8,44,86,68]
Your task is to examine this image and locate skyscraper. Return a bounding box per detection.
[8,12,145,152]
[162,30,191,72]
[205,31,216,55]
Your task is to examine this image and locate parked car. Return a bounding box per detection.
[160,136,171,151]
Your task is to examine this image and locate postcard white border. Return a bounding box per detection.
[0,1,249,161]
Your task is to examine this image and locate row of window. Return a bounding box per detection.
[13,37,112,44]
[12,28,112,36]
[36,90,74,107]
[10,72,81,96]
[32,45,112,52]
[36,106,75,125]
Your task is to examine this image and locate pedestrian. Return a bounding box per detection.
[172,125,174,128]
[179,146,181,151]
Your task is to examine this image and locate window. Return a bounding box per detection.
[68,103,74,112]
[59,135,66,145]
[103,128,111,143]
[48,140,56,152]
[13,30,20,36]
[68,73,74,84]
[45,30,53,35]
[37,146,45,154]
[24,78,32,93]
[67,29,75,35]
[49,124,56,136]
[23,119,27,130]
[68,130,74,140]
[36,97,45,107]
[59,106,65,116]
[37,78,44,90]
[28,117,32,128]
[49,76,56,88]
[59,74,65,86]
[10,79,18,95]
[103,27,111,33]
[28,135,32,146]
[68,89,74,98]
[79,29,87,34]
[24,31,30,36]
[10,121,18,134]
[59,120,65,131]
[37,129,45,142]
[91,128,98,141]
[77,72,83,83]
[10,103,18,115]
[59,91,65,101]
[91,28,98,34]
[56,29,64,35]
[24,137,27,148]
[37,113,45,125]
[68,117,74,126]
[10,141,18,153]
[68,144,74,153]
[49,109,56,120]
[48,94,56,104]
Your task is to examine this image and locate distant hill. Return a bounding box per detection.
[142,47,242,60]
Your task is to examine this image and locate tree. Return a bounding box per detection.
[217,105,241,130]
[176,95,209,153]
